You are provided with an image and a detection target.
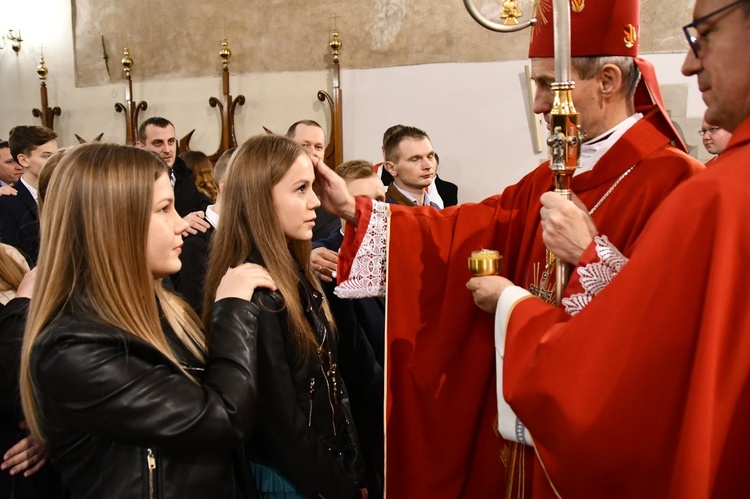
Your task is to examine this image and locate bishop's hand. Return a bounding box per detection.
[540,192,597,265]
[311,156,357,224]
[467,276,515,314]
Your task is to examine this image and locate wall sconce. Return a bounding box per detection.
[1,29,23,55]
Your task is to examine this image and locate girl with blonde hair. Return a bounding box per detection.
[203,134,367,498]
[18,142,275,498]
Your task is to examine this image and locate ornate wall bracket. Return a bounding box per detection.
[180,39,245,161]
[317,23,343,167]
[114,48,148,145]
[32,56,62,130]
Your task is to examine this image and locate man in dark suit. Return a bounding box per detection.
[0,141,24,190]
[176,148,234,315]
[286,120,341,241]
[376,125,459,207]
[0,126,58,265]
[136,117,211,236]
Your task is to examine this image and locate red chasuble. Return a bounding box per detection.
[502,117,750,497]
[337,106,702,498]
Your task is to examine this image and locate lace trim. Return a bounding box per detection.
[561,235,629,315]
[334,201,388,299]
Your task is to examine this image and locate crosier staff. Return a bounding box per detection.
[463,0,582,305]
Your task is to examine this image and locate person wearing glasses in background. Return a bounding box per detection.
[462,0,750,495]
[699,115,733,165]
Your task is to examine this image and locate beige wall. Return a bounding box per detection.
[1,0,707,202]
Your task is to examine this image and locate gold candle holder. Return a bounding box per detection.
[468,249,503,277]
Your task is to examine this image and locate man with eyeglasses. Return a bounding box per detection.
[700,117,732,164]
[467,0,750,495]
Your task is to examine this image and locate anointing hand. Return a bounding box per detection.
[311,156,357,223]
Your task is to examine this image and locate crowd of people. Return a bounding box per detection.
[0,114,456,498]
[1,0,749,497]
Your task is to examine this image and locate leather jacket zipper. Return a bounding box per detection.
[147,448,157,499]
[308,378,316,427]
[319,364,337,436]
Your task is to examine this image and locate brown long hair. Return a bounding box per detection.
[202,134,333,365]
[20,143,207,441]
[0,245,27,295]
[181,150,218,201]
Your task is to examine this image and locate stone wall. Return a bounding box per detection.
[72,0,695,86]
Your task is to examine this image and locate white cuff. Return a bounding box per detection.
[495,286,534,446]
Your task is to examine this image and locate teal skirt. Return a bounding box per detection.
[249,461,307,499]
[249,455,347,498]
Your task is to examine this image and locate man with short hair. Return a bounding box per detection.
[312,0,704,495]
[382,126,438,207]
[0,126,58,264]
[372,125,400,187]
[700,116,732,164]
[0,141,23,197]
[177,147,234,315]
[466,0,750,494]
[136,117,210,235]
[286,120,341,241]
[374,125,457,207]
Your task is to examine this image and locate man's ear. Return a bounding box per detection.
[134,141,144,148]
[384,161,398,177]
[16,154,30,169]
[598,64,623,99]
[218,178,226,194]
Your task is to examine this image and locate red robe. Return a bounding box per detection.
[337,107,703,498]
[502,117,750,497]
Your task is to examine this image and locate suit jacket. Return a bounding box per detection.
[0,180,39,265]
[385,184,416,206]
[435,175,459,207]
[172,157,211,217]
[312,208,341,242]
[177,226,215,315]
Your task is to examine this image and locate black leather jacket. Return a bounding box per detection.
[246,267,365,498]
[31,297,260,499]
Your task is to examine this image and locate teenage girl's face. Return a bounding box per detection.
[272,153,321,242]
[146,173,187,278]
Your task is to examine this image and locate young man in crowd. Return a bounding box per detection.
[0,126,58,264]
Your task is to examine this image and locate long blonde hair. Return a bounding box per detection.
[20,143,207,441]
[202,134,333,365]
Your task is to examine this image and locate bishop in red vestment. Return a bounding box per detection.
[328,0,704,491]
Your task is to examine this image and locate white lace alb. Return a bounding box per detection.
[334,201,389,299]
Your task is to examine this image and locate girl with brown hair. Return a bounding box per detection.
[18,142,275,498]
[203,134,367,498]
[0,244,28,308]
[181,150,218,202]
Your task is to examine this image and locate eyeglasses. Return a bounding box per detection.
[683,0,744,57]
[699,127,721,137]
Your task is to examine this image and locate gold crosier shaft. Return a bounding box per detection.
[547,0,583,305]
